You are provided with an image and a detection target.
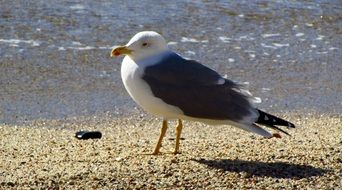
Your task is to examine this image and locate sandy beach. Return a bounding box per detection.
[0,114,341,189]
[1,1,341,189]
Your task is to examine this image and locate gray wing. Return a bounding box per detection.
[142,52,255,121]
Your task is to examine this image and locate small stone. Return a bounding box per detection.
[75,131,102,140]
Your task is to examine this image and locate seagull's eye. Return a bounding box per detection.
[142,42,148,47]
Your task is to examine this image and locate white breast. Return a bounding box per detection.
[120,56,183,119]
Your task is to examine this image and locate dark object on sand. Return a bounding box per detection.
[75,131,102,140]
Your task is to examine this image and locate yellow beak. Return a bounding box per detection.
[110,46,132,57]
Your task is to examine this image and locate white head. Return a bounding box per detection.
[111,31,168,61]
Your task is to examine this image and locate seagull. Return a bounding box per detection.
[110,31,295,155]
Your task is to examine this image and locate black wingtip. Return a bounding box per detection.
[257,109,296,128]
[288,122,296,128]
[256,109,296,135]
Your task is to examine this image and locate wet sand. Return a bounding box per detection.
[1,114,341,189]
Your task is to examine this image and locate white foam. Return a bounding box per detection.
[181,37,199,43]
[98,46,112,50]
[295,33,305,37]
[0,39,41,47]
[272,43,289,47]
[68,46,96,50]
[261,43,277,49]
[262,88,271,92]
[0,39,20,43]
[180,37,208,43]
[99,71,110,77]
[310,44,317,48]
[70,4,85,10]
[72,41,82,46]
[228,58,235,63]
[244,50,255,53]
[329,47,338,50]
[238,35,255,41]
[262,33,281,38]
[219,36,231,43]
[315,35,325,40]
[58,46,110,51]
[167,41,178,46]
[316,51,328,54]
[29,40,40,46]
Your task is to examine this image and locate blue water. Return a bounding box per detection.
[0,0,341,124]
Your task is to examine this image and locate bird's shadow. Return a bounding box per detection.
[192,158,329,179]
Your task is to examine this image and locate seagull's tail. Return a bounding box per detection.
[255,109,296,136]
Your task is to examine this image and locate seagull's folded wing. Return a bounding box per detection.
[142,52,257,122]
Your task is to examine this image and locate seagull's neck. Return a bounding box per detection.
[129,50,172,68]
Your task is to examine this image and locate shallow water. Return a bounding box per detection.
[0,0,341,124]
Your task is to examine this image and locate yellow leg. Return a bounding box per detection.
[174,119,183,154]
[152,119,168,155]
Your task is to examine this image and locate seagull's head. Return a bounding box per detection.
[111,31,168,61]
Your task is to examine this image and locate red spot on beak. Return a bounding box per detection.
[111,46,131,57]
